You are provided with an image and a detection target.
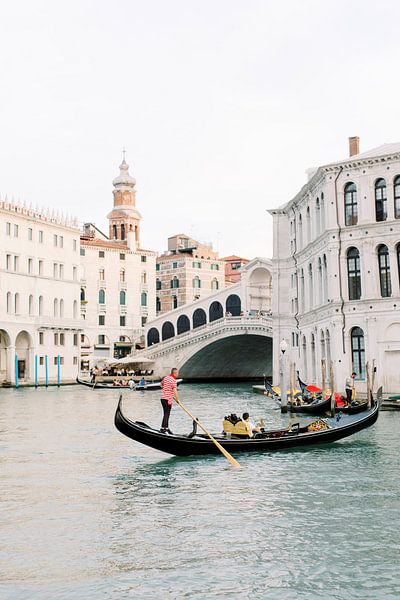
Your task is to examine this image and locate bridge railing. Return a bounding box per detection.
[145,315,272,356]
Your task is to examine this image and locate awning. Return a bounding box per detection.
[106,356,155,367]
[114,342,133,348]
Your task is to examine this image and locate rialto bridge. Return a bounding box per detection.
[142,258,273,380]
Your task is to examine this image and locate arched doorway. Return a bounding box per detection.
[193,308,207,328]
[0,329,11,383]
[248,267,272,313]
[177,315,190,335]
[226,294,241,316]
[209,301,223,322]
[15,330,32,381]
[162,322,175,341]
[147,328,160,346]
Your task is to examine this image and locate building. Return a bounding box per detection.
[269,137,400,395]
[0,199,82,384]
[156,234,226,314]
[79,157,156,369]
[222,255,250,284]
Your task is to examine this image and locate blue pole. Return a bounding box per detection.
[45,355,48,387]
[35,355,38,388]
[57,355,60,387]
[15,352,19,389]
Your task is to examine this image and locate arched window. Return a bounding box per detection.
[39,295,43,316]
[375,178,387,222]
[29,295,34,316]
[318,257,323,304]
[172,295,178,309]
[308,263,313,309]
[315,198,321,236]
[80,288,85,301]
[73,300,78,318]
[99,289,105,304]
[226,294,241,316]
[351,327,365,380]
[302,335,307,380]
[156,297,161,312]
[156,278,162,290]
[298,213,303,248]
[162,321,175,341]
[344,182,358,226]
[177,314,190,334]
[347,247,361,300]
[320,192,325,231]
[306,206,311,242]
[6,292,12,314]
[311,333,316,382]
[99,269,105,281]
[120,269,125,283]
[112,224,117,239]
[193,308,207,328]
[120,290,126,305]
[322,255,328,303]
[170,276,179,289]
[14,293,20,314]
[193,276,201,289]
[397,243,400,285]
[211,278,219,291]
[60,299,64,317]
[53,298,58,317]
[378,244,391,297]
[141,292,147,307]
[121,224,125,240]
[147,327,160,346]
[300,268,305,312]
[325,330,331,374]
[394,176,400,219]
[141,272,147,284]
[320,330,325,361]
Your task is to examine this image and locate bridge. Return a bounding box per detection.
[142,257,273,380]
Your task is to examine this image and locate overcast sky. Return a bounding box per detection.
[1,0,400,258]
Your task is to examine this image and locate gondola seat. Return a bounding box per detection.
[223,415,251,438]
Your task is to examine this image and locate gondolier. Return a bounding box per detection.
[160,368,179,434]
[345,372,357,404]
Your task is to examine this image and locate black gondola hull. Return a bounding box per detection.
[114,398,379,457]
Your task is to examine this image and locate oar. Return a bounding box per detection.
[175,398,241,468]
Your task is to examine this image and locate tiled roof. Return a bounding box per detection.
[349,142,400,160]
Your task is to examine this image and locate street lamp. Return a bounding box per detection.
[279,338,288,413]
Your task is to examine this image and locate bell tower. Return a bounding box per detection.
[107,151,142,250]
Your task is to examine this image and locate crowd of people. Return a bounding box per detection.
[90,366,153,383]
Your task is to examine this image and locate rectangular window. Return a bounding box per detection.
[141,316,147,327]
[14,224,18,237]
[39,260,43,275]
[73,266,77,281]
[6,222,11,235]
[120,253,125,260]
[73,239,77,251]
[156,263,160,271]
[39,332,44,345]
[99,269,105,281]
[173,261,178,268]
[99,314,105,325]
[54,356,64,365]
[59,236,63,248]
[6,254,11,270]
[211,263,219,270]
[59,264,64,279]
[192,261,201,268]
[73,333,78,346]
[80,248,85,256]
[39,356,44,366]
[60,333,65,346]
[141,255,147,263]
[54,333,59,345]
[28,258,33,274]
[28,228,33,240]
[73,356,78,365]
[14,256,19,272]
[98,335,105,345]
[99,251,105,258]
[39,230,44,243]
[120,315,126,327]
[53,263,58,278]
[54,234,58,247]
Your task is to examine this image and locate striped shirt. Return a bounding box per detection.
[161,375,177,405]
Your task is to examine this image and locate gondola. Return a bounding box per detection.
[76,376,182,390]
[264,379,332,415]
[114,390,381,457]
[298,376,369,415]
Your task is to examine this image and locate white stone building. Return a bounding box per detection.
[0,199,82,384]
[79,158,156,369]
[269,138,400,395]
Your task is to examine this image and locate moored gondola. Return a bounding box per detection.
[264,378,331,415]
[114,390,381,457]
[76,376,182,390]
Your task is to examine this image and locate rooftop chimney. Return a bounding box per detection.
[349,136,360,157]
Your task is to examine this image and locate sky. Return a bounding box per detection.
[1,0,400,259]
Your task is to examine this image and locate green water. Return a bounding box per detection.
[1,383,399,599]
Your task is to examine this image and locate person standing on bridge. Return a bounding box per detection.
[160,367,180,434]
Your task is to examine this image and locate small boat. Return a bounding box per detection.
[381,400,400,411]
[264,379,332,415]
[114,391,381,457]
[76,376,183,390]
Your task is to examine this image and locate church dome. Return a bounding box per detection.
[112,159,136,189]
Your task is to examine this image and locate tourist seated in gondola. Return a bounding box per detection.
[112,379,119,386]
[242,412,261,437]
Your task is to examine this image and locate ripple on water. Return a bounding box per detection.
[0,383,399,600]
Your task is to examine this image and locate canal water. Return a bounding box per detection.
[1,383,399,600]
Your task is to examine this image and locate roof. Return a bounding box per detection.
[81,238,127,250]
[221,255,249,262]
[348,142,400,160]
